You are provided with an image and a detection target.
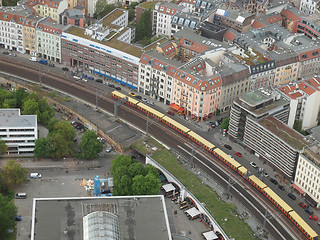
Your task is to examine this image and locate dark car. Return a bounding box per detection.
[115,87,121,90]
[87,76,94,80]
[270,178,278,185]
[2,51,9,55]
[278,185,285,191]
[288,193,296,200]
[305,208,313,215]
[62,67,69,71]
[48,63,55,67]
[82,74,87,78]
[135,95,142,99]
[95,79,103,83]
[108,84,115,88]
[15,216,22,221]
[224,144,232,150]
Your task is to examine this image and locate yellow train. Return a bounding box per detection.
[111,90,318,240]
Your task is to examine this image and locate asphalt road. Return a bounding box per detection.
[0,56,311,239]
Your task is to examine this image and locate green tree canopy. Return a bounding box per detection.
[1,160,28,189]
[94,1,117,19]
[0,194,17,238]
[220,117,229,130]
[111,155,160,196]
[135,9,152,42]
[79,130,103,159]
[51,121,76,141]
[0,140,7,155]
[34,138,50,159]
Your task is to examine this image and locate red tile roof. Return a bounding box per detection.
[224,29,236,42]
[281,8,301,22]
[178,37,209,53]
[265,14,282,24]
[251,20,266,29]
[0,12,25,24]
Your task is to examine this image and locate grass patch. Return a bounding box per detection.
[152,149,257,240]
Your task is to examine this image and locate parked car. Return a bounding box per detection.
[135,95,142,99]
[278,185,285,191]
[62,67,69,71]
[263,172,269,178]
[298,202,307,209]
[15,193,27,199]
[147,100,154,105]
[288,193,296,200]
[39,59,48,65]
[142,98,148,103]
[129,92,136,97]
[167,110,174,116]
[95,79,103,83]
[305,208,313,215]
[48,63,55,67]
[270,178,278,185]
[235,152,242,157]
[82,74,87,78]
[108,84,115,88]
[73,76,80,80]
[309,215,318,221]
[115,87,121,90]
[2,51,9,55]
[87,76,94,80]
[30,173,41,178]
[106,147,114,153]
[29,57,37,62]
[224,144,232,150]
[250,162,257,168]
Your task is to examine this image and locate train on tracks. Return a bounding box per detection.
[112,90,318,240]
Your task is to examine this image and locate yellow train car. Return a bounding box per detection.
[111,90,126,99]
[213,148,241,171]
[247,175,268,193]
[136,102,165,119]
[237,166,248,177]
[161,116,190,135]
[188,131,215,152]
[111,91,139,107]
[263,188,292,215]
[288,211,318,240]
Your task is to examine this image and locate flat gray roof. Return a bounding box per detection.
[32,196,171,240]
[0,109,37,128]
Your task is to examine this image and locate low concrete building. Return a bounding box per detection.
[0,108,37,155]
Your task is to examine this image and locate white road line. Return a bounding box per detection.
[178,145,297,240]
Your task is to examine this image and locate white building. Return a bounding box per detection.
[0,6,27,53]
[294,152,320,208]
[154,2,187,37]
[278,78,320,130]
[0,109,37,155]
[299,0,320,15]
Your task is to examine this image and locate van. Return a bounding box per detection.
[30,173,41,179]
[29,57,37,62]
[15,193,27,199]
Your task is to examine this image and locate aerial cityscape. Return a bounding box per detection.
[0,0,320,239]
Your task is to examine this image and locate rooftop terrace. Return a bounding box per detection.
[138,1,161,9]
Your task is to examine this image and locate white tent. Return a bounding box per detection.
[185,207,201,218]
[202,230,218,240]
[162,183,175,193]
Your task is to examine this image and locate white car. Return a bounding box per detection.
[250,162,257,168]
[73,76,80,80]
[29,57,37,62]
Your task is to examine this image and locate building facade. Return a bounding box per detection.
[23,15,39,56]
[27,0,68,22]
[59,9,86,28]
[299,0,320,15]
[0,109,37,155]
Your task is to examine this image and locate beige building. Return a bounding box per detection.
[23,15,39,56]
[28,0,68,22]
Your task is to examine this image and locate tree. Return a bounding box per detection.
[2,98,17,108]
[79,130,103,159]
[1,160,28,189]
[0,194,17,237]
[48,132,74,158]
[14,88,29,108]
[94,1,117,19]
[128,2,139,22]
[22,98,39,116]
[111,155,160,196]
[0,140,7,155]
[220,117,229,130]
[34,138,50,159]
[135,9,152,41]
[51,121,76,141]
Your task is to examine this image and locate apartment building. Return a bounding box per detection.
[0,6,27,53]
[300,0,320,15]
[295,137,320,208]
[154,2,188,37]
[178,0,196,12]
[36,17,69,63]
[199,21,228,42]
[0,109,37,155]
[229,88,307,179]
[233,0,269,14]
[171,12,201,36]
[251,12,282,29]
[213,8,255,33]
[26,0,68,22]
[59,9,86,28]
[23,15,39,56]
[61,9,141,88]
[278,78,320,130]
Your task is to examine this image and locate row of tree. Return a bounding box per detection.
[0,160,28,237]
[111,155,161,195]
